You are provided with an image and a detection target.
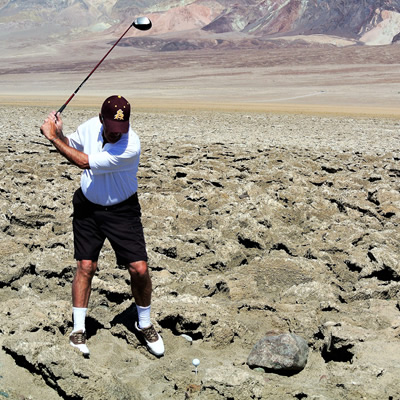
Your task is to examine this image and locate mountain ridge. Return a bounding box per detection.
[2,0,400,49]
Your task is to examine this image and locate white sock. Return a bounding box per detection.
[136,305,151,329]
[73,307,87,332]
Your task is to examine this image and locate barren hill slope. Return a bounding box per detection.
[2,0,400,48]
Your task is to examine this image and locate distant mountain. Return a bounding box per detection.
[2,0,400,48]
[201,0,400,45]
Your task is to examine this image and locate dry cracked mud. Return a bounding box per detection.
[0,105,400,399]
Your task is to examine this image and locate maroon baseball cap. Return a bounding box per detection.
[101,95,131,133]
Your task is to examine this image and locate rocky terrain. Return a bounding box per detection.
[0,104,399,399]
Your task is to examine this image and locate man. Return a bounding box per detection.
[40,95,164,357]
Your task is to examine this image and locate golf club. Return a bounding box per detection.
[57,17,152,114]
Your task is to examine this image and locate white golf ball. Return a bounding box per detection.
[192,358,200,367]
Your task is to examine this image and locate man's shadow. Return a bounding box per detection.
[108,303,148,348]
[74,303,149,354]
[109,303,138,333]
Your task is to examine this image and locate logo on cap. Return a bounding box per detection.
[114,109,125,120]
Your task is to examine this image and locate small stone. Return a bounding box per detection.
[323,321,341,328]
[247,333,309,372]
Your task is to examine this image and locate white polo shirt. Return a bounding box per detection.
[68,116,140,206]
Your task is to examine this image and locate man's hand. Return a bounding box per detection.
[39,110,89,169]
[40,111,63,142]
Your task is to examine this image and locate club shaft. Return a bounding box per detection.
[57,24,133,114]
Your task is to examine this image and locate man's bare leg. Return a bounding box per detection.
[72,260,97,307]
[128,260,152,307]
[70,260,97,355]
[128,260,164,356]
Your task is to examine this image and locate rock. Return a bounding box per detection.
[281,281,339,305]
[246,333,309,372]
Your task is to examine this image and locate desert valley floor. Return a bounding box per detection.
[0,43,400,399]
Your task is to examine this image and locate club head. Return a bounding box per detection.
[132,17,152,31]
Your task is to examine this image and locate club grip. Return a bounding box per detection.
[57,104,67,114]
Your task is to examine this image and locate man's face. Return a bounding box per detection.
[100,114,123,143]
[103,129,122,143]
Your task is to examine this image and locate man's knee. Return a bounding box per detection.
[77,260,97,279]
[128,261,148,278]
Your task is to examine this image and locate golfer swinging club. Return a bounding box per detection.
[40,95,164,357]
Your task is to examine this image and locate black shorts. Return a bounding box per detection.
[72,188,148,265]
